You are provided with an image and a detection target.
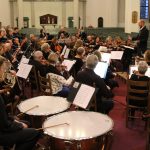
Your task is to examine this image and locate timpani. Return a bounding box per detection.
[18,96,71,128]
[43,111,114,150]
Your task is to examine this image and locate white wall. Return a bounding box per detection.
[86,0,118,27]
[118,0,125,27]
[0,0,11,27]
[125,0,140,33]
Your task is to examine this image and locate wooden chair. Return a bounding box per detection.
[28,66,39,97]
[38,72,52,96]
[126,79,150,127]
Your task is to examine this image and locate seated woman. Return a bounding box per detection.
[47,53,74,98]
[130,61,149,107]
[0,56,40,150]
[70,47,85,78]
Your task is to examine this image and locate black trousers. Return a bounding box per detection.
[0,128,40,150]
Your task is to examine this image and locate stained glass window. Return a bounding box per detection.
[140,0,149,19]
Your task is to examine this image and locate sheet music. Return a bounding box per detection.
[73,84,95,109]
[130,65,150,77]
[111,51,124,60]
[98,46,107,52]
[20,56,29,64]
[122,45,134,50]
[16,63,32,79]
[101,52,111,64]
[94,62,108,78]
[62,59,76,71]
[64,48,70,59]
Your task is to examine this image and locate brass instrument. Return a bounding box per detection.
[2,60,16,88]
[2,72,16,88]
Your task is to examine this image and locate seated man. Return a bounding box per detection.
[29,51,49,77]
[0,56,40,150]
[76,54,114,114]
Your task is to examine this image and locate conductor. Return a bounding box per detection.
[130,19,149,57]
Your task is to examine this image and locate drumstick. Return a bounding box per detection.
[17,105,39,117]
[36,123,69,131]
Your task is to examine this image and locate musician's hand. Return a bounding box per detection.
[12,57,17,63]
[15,120,28,128]
[0,87,11,94]
[10,70,16,76]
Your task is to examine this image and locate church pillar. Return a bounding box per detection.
[17,0,24,29]
[10,0,15,27]
[73,0,79,28]
[82,0,86,28]
[31,1,35,27]
[125,0,140,33]
[62,0,66,27]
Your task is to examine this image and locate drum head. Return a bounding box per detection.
[18,96,71,116]
[43,111,114,140]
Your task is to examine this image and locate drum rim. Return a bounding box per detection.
[43,111,114,141]
[17,96,71,116]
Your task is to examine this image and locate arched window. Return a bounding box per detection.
[140,0,149,19]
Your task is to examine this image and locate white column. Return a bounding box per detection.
[125,0,140,33]
[73,0,79,28]
[82,0,86,28]
[10,0,14,27]
[17,0,24,29]
[62,1,66,27]
[31,1,35,27]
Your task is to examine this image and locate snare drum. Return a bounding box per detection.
[18,96,70,128]
[43,111,114,150]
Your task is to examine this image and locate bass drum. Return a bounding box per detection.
[43,111,114,150]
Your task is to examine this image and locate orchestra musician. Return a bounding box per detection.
[76,54,114,114]
[29,51,49,77]
[0,55,40,150]
[41,43,52,60]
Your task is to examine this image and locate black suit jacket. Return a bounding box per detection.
[76,68,113,99]
[132,26,149,52]
[0,95,23,133]
[29,59,49,77]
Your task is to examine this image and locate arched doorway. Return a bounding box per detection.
[98,17,103,27]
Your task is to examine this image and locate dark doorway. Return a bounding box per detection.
[68,17,74,28]
[98,17,103,27]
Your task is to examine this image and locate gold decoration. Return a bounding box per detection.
[132,11,138,23]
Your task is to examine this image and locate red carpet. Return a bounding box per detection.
[109,78,147,150]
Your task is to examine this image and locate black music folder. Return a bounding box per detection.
[67,82,97,109]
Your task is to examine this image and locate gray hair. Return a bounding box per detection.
[86,54,98,69]
[33,51,43,61]
[76,47,85,55]
[138,61,148,74]
[41,43,50,52]
[48,53,58,64]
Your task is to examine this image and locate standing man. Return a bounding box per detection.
[131,20,149,56]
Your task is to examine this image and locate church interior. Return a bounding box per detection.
[0,0,150,150]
